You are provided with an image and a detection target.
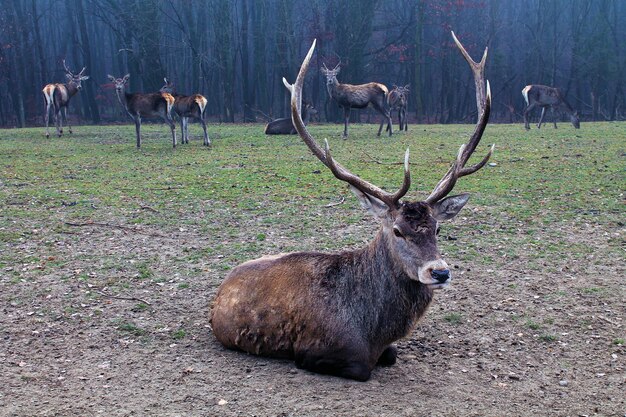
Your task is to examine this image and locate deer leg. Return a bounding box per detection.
[55,108,62,137]
[403,108,408,131]
[551,107,558,129]
[523,103,537,130]
[295,350,372,382]
[64,107,73,135]
[343,107,350,138]
[537,107,547,129]
[374,102,392,137]
[44,100,51,138]
[167,115,177,148]
[184,117,189,143]
[200,117,210,146]
[135,117,142,148]
[377,345,397,366]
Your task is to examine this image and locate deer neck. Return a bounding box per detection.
[115,89,131,112]
[65,83,79,98]
[343,229,433,344]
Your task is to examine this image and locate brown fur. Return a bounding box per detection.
[160,80,210,146]
[108,74,177,148]
[522,84,580,130]
[321,65,393,138]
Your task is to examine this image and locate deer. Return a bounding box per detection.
[522,85,580,130]
[107,74,177,148]
[321,63,393,138]
[211,35,494,381]
[42,60,90,138]
[160,78,210,146]
[264,102,317,135]
[388,84,409,132]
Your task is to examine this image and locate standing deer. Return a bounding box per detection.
[264,102,317,135]
[160,78,210,146]
[211,36,494,381]
[522,85,580,130]
[388,84,409,132]
[321,63,393,138]
[42,60,90,138]
[107,74,177,148]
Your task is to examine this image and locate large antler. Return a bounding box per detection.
[284,39,410,209]
[424,32,495,204]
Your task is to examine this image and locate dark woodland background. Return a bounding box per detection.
[0,0,624,127]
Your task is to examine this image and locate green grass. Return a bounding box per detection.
[443,312,463,324]
[0,121,623,282]
[115,320,146,336]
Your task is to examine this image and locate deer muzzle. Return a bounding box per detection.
[418,260,452,289]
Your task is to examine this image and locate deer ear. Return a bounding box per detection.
[81,76,90,81]
[107,75,116,82]
[404,84,410,90]
[123,74,130,83]
[349,186,389,219]
[431,193,470,221]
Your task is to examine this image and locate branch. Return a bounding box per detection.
[64,221,165,238]
[361,151,405,165]
[324,197,345,207]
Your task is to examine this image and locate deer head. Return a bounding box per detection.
[160,77,175,94]
[63,60,89,90]
[321,63,341,87]
[107,74,130,93]
[285,40,494,288]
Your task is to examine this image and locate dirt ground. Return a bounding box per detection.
[1,212,623,417]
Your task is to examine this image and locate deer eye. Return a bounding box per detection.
[393,226,405,239]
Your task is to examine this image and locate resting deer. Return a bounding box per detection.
[522,85,580,130]
[160,78,210,146]
[321,63,393,138]
[42,60,90,138]
[264,102,317,135]
[388,84,409,132]
[211,35,494,381]
[107,74,177,148]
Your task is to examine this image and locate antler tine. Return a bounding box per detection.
[78,66,87,76]
[288,39,411,208]
[451,30,488,119]
[62,59,73,75]
[425,72,494,204]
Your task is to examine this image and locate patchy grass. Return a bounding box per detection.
[0,121,624,416]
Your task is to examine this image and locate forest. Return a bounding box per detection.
[0,0,624,128]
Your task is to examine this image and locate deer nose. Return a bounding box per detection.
[431,269,450,283]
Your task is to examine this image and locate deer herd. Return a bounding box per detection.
[39,33,580,381]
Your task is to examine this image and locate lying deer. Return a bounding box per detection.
[388,84,409,132]
[108,74,177,148]
[42,60,90,138]
[160,78,210,146]
[321,63,393,138]
[264,102,317,135]
[522,84,580,130]
[211,36,494,381]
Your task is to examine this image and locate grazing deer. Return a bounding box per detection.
[264,102,317,135]
[107,74,177,148]
[522,85,580,130]
[211,36,494,381]
[388,84,409,132]
[321,63,393,138]
[160,78,210,146]
[42,60,90,138]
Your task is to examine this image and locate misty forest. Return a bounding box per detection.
[1,0,625,128]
